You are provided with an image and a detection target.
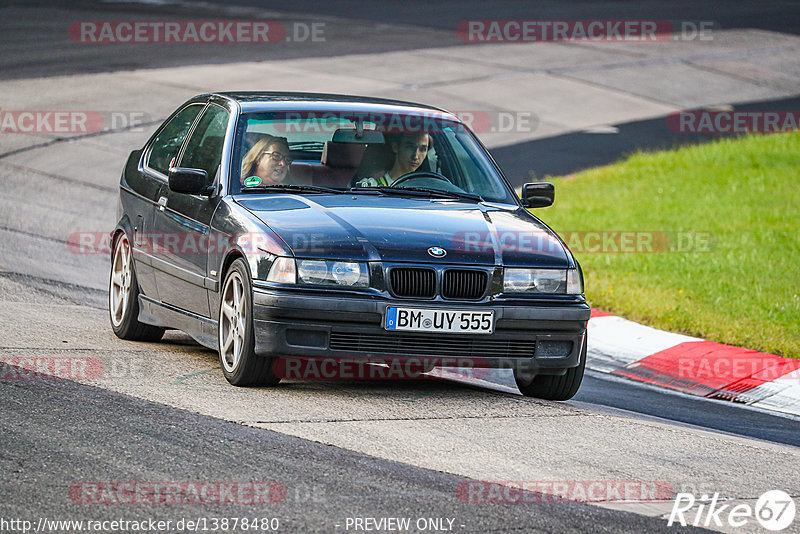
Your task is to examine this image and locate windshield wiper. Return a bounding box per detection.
[241,184,345,194]
[351,186,483,202]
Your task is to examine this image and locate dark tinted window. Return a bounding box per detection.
[147,104,203,175]
[180,104,229,185]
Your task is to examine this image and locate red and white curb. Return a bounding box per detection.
[587,309,800,417]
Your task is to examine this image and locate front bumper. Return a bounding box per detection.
[252,288,589,371]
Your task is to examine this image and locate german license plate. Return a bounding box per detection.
[384,307,494,334]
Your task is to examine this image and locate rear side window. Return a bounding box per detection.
[180,104,230,185]
[147,104,203,175]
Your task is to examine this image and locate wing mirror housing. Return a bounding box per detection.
[522,182,555,208]
[168,167,214,196]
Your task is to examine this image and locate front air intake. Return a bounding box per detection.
[442,269,488,300]
[388,268,436,298]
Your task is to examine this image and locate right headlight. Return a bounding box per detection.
[503,268,582,295]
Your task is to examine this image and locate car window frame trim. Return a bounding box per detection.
[140,101,207,181]
[174,99,238,198]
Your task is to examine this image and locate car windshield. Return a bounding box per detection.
[230,111,516,203]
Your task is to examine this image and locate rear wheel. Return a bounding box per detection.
[109,233,165,342]
[218,258,280,387]
[514,336,586,400]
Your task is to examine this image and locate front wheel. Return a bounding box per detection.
[218,258,280,387]
[514,336,586,400]
[109,233,165,342]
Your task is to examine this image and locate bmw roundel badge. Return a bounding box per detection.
[428,247,447,258]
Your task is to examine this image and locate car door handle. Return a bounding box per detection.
[158,196,167,211]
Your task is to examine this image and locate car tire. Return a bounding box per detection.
[514,336,586,400]
[218,258,280,387]
[109,233,165,342]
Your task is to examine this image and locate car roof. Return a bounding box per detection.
[209,91,460,121]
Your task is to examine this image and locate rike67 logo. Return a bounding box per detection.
[668,490,796,531]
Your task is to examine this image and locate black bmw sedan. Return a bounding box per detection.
[110,92,589,399]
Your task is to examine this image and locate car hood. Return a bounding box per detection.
[234,194,569,267]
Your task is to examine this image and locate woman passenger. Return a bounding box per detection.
[241,135,292,186]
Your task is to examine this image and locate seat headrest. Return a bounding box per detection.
[332,128,384,144]
[322,142,366,168]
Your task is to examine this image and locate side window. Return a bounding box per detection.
[441,128,504,199]
[180,104,230,185]
[147,105,203,175]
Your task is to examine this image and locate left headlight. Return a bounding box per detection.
[297,259,369,287]
[503,268,582,295]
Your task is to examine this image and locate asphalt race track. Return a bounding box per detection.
[1,1,799,533]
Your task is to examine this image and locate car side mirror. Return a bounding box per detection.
[168,167,213,196]
[522,182,555,208]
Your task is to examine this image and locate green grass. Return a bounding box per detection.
[536,132,800,358]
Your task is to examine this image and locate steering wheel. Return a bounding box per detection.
[391,171,453,187]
